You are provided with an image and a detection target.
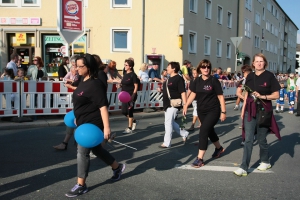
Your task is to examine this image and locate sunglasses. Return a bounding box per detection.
[33,59,38,61]
[200,66,211,69]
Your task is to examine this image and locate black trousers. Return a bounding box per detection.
[197,109,220,150]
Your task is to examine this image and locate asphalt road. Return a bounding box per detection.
[0,102,300,200]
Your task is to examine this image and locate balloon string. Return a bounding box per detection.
[112,140,137,150]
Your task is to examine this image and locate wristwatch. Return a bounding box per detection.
[221,111,226,114]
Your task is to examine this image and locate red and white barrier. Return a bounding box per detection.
[0,79,239,117]
[0,80,20,117]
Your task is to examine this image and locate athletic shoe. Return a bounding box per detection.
[233,105,239,111]
[240,141,245,146]
[212,146,225,158]
[279,110,283,113]
[186,124,195,131]
[191,157,204,168]
[111,163,126,181]
[257,162,271,171]
[89,152,96,158]
[132,120,139,130]
[233,168,247,176]
[275,110,279,113]
[123,128,132,134]
[65,183,88,198]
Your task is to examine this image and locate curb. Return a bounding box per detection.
[0,101,236,130]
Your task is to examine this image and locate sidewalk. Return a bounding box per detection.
[0,100,236,130]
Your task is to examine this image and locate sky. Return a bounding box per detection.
[276,0,300,43]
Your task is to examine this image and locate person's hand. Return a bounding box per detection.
[103,127,111,140]
[131,93,136,102]
[157,87,162,92]
[252,91,262,98]
[220,113,226,122]
[74,118,77,126]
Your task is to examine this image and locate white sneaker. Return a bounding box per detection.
[233,105,239,110]
[132,120,139,130]
[257,163,271,171]
[90,152,96,158]
[233,168,247,176]
[123,128,132,134]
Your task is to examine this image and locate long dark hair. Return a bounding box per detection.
[76,53,98,79]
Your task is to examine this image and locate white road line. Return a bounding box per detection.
[175,164,274,173]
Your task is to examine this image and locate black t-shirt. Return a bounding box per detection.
[163,75,185,110]
[190,76,223,113]
[73,78,108,129]
[37,70,44,79]
[58,65,68,79]
[121,72,138,95]
[98,70,108,88]
[245,71,280,96]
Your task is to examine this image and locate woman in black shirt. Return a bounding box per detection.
[183,59,226,168]
[159,62,188,148]
[234,53,280,176]
[65,54,125,198]
[58,57,69,81]
[121,59,139,134]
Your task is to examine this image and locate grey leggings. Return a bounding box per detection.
[77,144,115,178]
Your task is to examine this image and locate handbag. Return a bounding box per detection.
[257,109,272,128]
[166,79,182,107]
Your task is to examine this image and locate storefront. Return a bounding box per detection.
[8,33,35,69]
[43,35,87,77]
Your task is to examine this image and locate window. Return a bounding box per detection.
[189,0,198,13]
[205,0,212,19]
[254,35,260,48]
[265,40,269,51]
[217,5,223,24]
[0,0,40,6]
[111,0,131,8]
[266,20,270,31]
[216,39,222,57]
[111,28,131,52]
[188,31,197,54]
[204,35,211,55]
[227,11,232,28]
[262,28,264,40]
[245,0,252,11]
[226,43,231,58]
[267,1,271,11]
[262,7,265,20]
[255,12,260,25]
[244,18,251,38]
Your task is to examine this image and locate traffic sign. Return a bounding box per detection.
[230,37,243,48]
[57,0,85,45]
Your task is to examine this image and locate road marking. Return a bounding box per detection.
[175,164,274,173]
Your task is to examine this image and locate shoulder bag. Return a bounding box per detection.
[166,79,182,107]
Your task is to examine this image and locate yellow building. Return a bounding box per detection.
[1,0,297,76]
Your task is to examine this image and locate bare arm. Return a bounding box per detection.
[182,92,196,116]
[217,95,226,122]
[253,91,279,100]
[100,106,111,140]
[236,87,245,100]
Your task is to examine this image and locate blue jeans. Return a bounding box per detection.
[240,111,269,171]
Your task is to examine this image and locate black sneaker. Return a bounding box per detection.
[111,163,126,181]
[275,110,279,113]
[65,183,88,198]
[212,146,225,158]
[191,157,204,168]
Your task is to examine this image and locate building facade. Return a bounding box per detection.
[0,0,297,76]
[237,0,298,73]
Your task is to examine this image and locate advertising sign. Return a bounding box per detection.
[0,17,41,25]
[16,33,27,44]
[57,0,85,45]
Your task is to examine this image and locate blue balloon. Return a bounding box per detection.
[75,123,104,148]
[64,110,76,128]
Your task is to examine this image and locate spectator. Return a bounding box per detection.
[181,60,192,81]
[138,63,149,82]
[6,53,19,76]
[148,64,161,82]
[58,57,69,81]
[27,56,48,81]
[160,69,167,82]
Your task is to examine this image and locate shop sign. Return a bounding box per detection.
[60,46,67,55]
[16,33,27,44]
[58,0,85,44]
[44,35,86,44]
[0,17,41,25]
[47,48,60,52]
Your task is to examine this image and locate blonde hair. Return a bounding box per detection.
[140,63,148,72]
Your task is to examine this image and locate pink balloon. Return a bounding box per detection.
[118,91,131,103]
